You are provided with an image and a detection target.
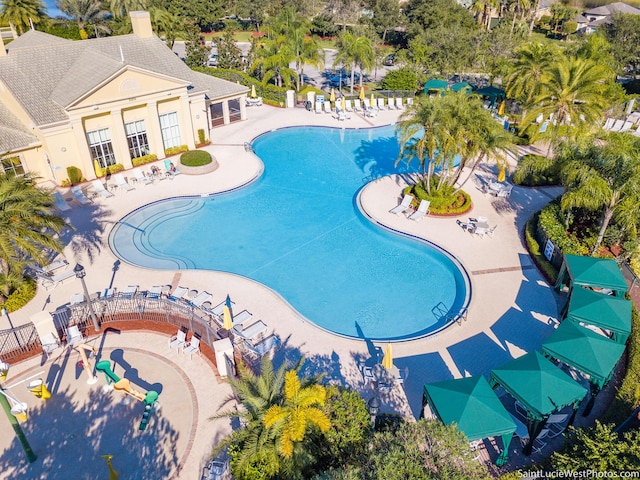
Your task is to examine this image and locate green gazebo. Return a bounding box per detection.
[423,376,516,466]
[556,254,628,298]
[423,78,448,94]
[542,321,625,415]
[489,351,587,455]
[449,81,472,93]
[564,286,632,344]
[473,85,505,106]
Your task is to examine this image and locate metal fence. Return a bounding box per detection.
[0,323,41,360]
[620,261,640,294]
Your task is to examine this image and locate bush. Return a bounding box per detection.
[197,129,207,145]
[180,149,212,166]
[195,66,288,105]
[538,202,589,256]
[1,278,37,313]
[132,154,158,167]
[67,166,84,184]
[380,67,418,92]
[165,145,189,157]
[405,182,472,215]
[525,213,559,284]
[93,159,105,178]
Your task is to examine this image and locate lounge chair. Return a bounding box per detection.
[113,173,135,192]
[408,199,430,221]
[183,335,201,359]
[122,285,138,297]
[70,292,85,305]
[387,97,396,109]
[324,102,332,114]
[164,159,180,177]
[191,291,213,307]
[377,98,386,110]
[474,225,497,239]
[38,258,68,275]
[37,268,76,290]
[232,309,253,328]
[389,194,415,214]
[41,332,61,360]
[353,99,363,112]
[70,186,92,205]
[406,97,414,106]
[315,101,323,114]
[602,118,614,130]
[531,428,549,454]
[65,325,83,346]
[609,119,625,132]
[363,366,375,385]
[242,334,281,362]
[363,99,371,110]
[169,328,187,351]
[208,299,237,319]
[169,286,189,302]
[53,192,71,212]
[233,320,268,345]
[620,121,633,133]
[497,185,513,198]
[132,168,153,185]
[345,99,353,112]
[147,285,163,298]
[91,179,114,198]
[546,413,569,437]
[396,97,404,109]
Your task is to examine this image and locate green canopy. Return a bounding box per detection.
[423,79,448,93]
[423,376,516,466]
[542,321,625,389]
[449,81,472,93]
[489,351,587,420]
[556,254,628,297]
[473,85,505,102]
[565,286,632,344]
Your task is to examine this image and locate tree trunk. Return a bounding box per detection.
[592,208,614,255]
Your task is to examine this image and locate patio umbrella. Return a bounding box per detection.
[498,101,505,116]
[359,86,365,100]
[382,343,393,369]
[370,93,375,108]
[250,85,257,99]
[497,165,506,183]
[223,294,233,330]
[330,88,335,103]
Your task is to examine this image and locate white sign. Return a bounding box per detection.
[544,239,555,261]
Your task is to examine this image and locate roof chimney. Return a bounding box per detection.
[0,34,6,57]
[130,11,153,39]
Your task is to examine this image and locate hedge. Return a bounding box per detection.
[525,213,559,284]
[195,66,288,106]
[180,150,212,166]
[403,183,472,215]
[132,154,158,167]
[538,202,589,256]
[1,278,37,313]
[165,145,189,157]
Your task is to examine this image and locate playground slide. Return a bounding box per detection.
[114,378,146,402]
[95,360,120,384]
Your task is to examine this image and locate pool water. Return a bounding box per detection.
[110,125,470,341]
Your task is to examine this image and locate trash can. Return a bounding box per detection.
[10,402,28,422]
[27,378,51,400]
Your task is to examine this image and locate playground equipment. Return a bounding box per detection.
[95,359,160,431]
[75,344,98,384]
[101,454,120,480]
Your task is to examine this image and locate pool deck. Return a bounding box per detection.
[2,104,569,477]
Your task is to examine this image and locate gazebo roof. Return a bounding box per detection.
[564,254,627,293]
[423,79,448,92]
[565,287,632,341]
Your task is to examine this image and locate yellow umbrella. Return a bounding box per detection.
[340,97,345,110]
[370,93,375,108]
[223,294,233,330]
[382,343,393,370]
[497,165,506,183]
[330,88,335,103]
[359,86,365,100]
[250,85,257,99]
[498,100,505,116]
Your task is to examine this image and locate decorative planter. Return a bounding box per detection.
[178,156,219,175]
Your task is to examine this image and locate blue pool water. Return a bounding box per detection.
[110,125,470,341]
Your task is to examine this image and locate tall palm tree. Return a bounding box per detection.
[263,369,331,459]
[0,172,65,301]
[56,0,111,38]
[253,35,296,88]
[107,0,147,18]
[505,42,557,106]
[289,25,323,92]
[148,7,182,49]
[0,0,45,34]
[333,32,374,94]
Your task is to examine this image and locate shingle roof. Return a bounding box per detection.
[0,31,249,126]
[585,2,640,16]
[5,30,71,50]
[0,102,39,153]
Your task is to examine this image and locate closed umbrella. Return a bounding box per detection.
[223,294,233,330]
[498,100,505,116]
[382,343,393,369]
[359,86,365,100]
[370,93,375,108]
[250,85,257,99]
[497,165,506,183]
[330,88,335,103]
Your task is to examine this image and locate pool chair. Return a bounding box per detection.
[147,286,163,299]
[36,267,76,290]
[191,291,213,308]
[113,173,135,192]
[620,121,633,133]
[363,366,375,385]
[232,309,253,328]
[132,168,153,186]
[65,325,84,346]
[344,99,353,112]
[353,99,363,112]
[377,97,386,110]
[531,428,550,454]
[609,119,625,132]
[53,192,71,212]
[164,159,180,177]
[169,286,189,302]
[242,334,281,363]
[169,328,187,351]
[389,194,415,215]
[70,186,92,205]
[208,299,237,320]
[324,102,332,114]
[408,199,430,221]
[36,258,68,275]
[233,320,268,345]
[315,101,323,114]
[406,97,414,106]
[602,118,614,130]
[41,332,61,360]
[183,335,201,360]
[396,97,404,109]
[91,179,114,198]
[387,97,396,109]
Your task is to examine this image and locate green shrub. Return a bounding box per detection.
[67,166,84,184]
[132,154,158,167]
[1,278,37,312]
[106,163,124,175]
[538,202,589,256]
[195,66,288,105]
[197,129,207,145]
[525,213,559,284]
[404,183,472,215]
[380,67,418,92]
[165,145,189,157]
[180,149,212,166]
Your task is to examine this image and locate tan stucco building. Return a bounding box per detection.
[0,11,249,184]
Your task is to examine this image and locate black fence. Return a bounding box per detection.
[0,323,41,360]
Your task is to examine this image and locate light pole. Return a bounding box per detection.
[368,395,380,431]
[74,264,99,332]
[1,307,20,346]
[0,361,37,463]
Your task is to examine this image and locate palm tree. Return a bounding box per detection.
[253,35,296,88]
[263,369,331,459]
[504,42,558,106]
[107,0,147,18]
[289,25,323,92]
[0,0,45,34]
[148,7,182,49]
[0,172,65,302]
[56,0,111,38]
[333,32,374,94]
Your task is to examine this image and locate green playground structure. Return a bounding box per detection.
[95,360,160,431]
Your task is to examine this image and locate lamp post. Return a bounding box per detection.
[74,264,99,332]
[0,361,37,463]
[368,395,380,431]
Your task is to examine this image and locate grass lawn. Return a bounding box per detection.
[202,31,262,43]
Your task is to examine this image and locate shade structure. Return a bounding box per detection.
[423,78,448,93]
[330,88,335,103]
[556,254,628,298]
[424,376,516,465]
[474,85,505,103]
[382,343,393,369]
[250,84,257,98]
[449,81,472,93]
[564,286,631,344]
[223,294,233,330]
[359,86,365,100]
[542,321,625,390]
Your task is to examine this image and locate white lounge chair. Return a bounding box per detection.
[70,186,92,205]
[132,168,153,185]
[169,329,187,351]
[396,97,404,109]
[208,299,237,319]
[324,102,332,114]
[183,335,201,359]
[169,286,189,301]
[191,291,213,307]
[242,334,281,362]
[408,200,430,221]
[620,121,633,133]
[164,159,180,177]
[363,99,371,110]
[37,268,76,290]
[363,366,375,385]
[233,320,268,345]
[353,99,363,112]
[70,292,85,305]
[315,101,323,114]
[531,428,550,454]
[232,309,253,328]
[113,173,135,192]
[65,325,83,346]
[147,286,162,298]
[546,413,569,437]
[91,179,114,198]
[610,119,625,132]
[37,258,68,275]
[377,98,386,110]
[388,97,396,109]
[406,97,414,106]
[344,99,354,112]
[53,192,71,211]
[602,118,615,130]
[41,332,61,360]
[389,194,415,214]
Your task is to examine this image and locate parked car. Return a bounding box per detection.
[383,54,395,66]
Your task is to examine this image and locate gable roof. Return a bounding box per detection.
[585,2,640,16]
[0,31,248,127]
[5,30,71,50]
[0,102,39,153]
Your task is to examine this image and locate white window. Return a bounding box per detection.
[159,112,181,150]
[87,128,115,167]
[1,155,26,177]
[125,120,149,158]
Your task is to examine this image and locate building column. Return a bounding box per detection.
[110,108,133,169]
[222,100,230,125]
[71,119,96,179]
[179,95,196,150]
[146,101,165,157]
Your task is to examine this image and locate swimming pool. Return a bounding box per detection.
[110,125,471,341]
